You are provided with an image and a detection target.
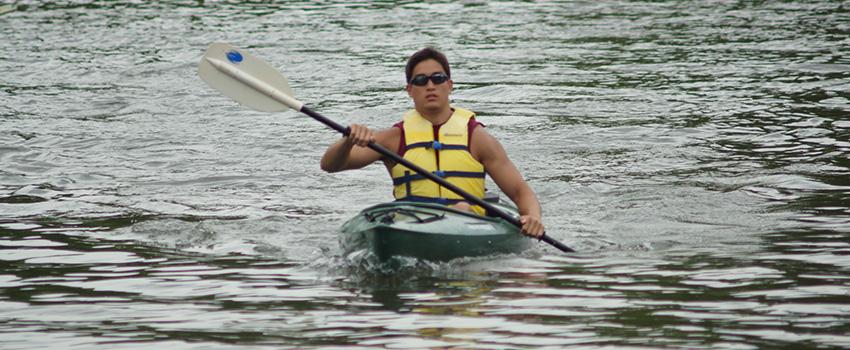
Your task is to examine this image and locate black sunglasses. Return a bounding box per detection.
[410,72,449,86]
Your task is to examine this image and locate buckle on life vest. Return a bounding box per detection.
[431,141,442,150]
[434,170,446,178]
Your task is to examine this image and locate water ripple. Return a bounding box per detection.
[2,1,850,349]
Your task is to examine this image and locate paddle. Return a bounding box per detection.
[197,42,575,253]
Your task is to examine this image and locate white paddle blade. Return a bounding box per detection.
[198,42,302,112]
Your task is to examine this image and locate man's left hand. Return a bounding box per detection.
[520,215,545,238]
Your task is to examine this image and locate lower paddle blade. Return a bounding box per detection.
[198,42,294,112]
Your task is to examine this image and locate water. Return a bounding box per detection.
[2,1,849,348]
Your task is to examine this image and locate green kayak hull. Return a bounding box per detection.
[340,201,532,261]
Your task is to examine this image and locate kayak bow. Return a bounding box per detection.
[341,201,532,261]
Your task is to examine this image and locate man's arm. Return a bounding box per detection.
[320,125,399,172]
[472,127,545,237]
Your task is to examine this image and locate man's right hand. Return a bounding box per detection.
[345,124,375,147]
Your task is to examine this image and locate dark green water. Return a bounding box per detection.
[2,1,849,348]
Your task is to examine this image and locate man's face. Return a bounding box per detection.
[406,59,453,115]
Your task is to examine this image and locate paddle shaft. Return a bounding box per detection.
[300,106,575,253]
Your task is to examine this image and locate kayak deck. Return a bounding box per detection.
[340,201,531,261]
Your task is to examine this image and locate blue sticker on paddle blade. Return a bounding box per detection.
[226,50,243,64]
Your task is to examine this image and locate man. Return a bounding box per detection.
[320,47,544,238]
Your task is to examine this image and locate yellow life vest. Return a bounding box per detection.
[390,107,486,215]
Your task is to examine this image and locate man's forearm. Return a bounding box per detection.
[515,187,542,218]
[320,139,354,172]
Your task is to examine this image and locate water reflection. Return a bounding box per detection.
[2,221,850,348]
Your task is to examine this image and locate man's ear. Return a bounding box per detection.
[405,84,412,96]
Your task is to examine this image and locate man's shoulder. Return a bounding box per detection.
[377,125,403,135]
[469,117,485,129]
[376,126,402,144]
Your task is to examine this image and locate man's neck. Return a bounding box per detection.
[417,106,453,125]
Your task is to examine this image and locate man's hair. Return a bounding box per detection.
[405,47,451,84]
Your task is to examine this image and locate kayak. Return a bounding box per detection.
[340,200,532,261]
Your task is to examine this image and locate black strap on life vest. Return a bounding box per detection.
[392,170,485,186]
